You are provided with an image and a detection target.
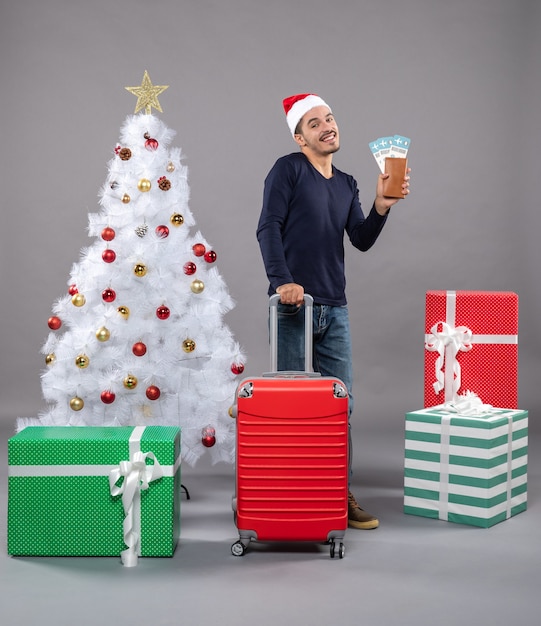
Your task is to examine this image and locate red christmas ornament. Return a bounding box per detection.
[102,288,116,303]
[156,305,170,320]
[183,262,197,275]
[231,363,245,375]
[68,284,78,296]
[144,133,159,151]
[192,243,206,257]
[146,385,161,401]
[204,250,217,263]
[155,224,169,238]
[101,227,115,241]
[100,390,116,404]
[132,342,147,357]
[102,249,116,263]
[48,316,62,330]
[201,426,216,448]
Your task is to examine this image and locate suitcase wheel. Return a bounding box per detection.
[330,541,345,559]
[231,541,246,557]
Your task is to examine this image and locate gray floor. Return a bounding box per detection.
[1,417,539,626]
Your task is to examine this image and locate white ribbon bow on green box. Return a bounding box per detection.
[109,447,163,567]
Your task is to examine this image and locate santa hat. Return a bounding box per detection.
[282,93,331,136]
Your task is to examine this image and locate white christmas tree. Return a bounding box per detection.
[18,72,246,466]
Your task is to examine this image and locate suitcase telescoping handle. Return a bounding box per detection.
[269,293,314,374]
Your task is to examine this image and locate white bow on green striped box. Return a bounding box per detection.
[404,407,528,528]
[8,425,181,562]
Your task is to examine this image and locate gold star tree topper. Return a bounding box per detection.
[125,70,169,114]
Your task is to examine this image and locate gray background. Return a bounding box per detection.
[0,1,540,625]
[1,0,539,428]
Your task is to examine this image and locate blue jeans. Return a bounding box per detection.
[275,302,354,479]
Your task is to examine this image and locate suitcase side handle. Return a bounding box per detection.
[269,293,314,373]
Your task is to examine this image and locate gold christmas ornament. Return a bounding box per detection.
[123,374,138,389]
[96,326,111,342]
[228,405,235,418]
[75,354,90,369]
[72,293,86,307]
[137,178,151,192]
[117,305,130,319]
[170,213,184,226]
[191,279,205,294]
[166,162,175,173]
[134,263,147,277]
[45,353,56,366]
[122,193,131,204]
[182,339,196,353]
[125,70,169,115]
[69,396,84,411]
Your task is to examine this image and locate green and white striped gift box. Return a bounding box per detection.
[8,426,181,563]
[404,407,528,528]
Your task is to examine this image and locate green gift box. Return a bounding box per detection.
[404,406,528,528]
[8,426,181,564]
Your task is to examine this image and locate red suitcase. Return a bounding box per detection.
[231,294,349,558]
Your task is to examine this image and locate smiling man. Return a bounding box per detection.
[256,93,410,529]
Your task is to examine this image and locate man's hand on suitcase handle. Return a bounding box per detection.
[276,283,305,307]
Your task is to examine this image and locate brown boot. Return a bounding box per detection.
[348,491,379,529]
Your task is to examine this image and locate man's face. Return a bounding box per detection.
[295,105,340,155]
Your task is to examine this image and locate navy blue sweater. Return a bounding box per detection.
[257,152,388,306]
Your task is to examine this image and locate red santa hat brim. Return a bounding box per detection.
[282,93,331,136]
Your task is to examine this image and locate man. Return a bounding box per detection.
[256,93,410,529]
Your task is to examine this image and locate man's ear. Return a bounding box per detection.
[293,133,305,147]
